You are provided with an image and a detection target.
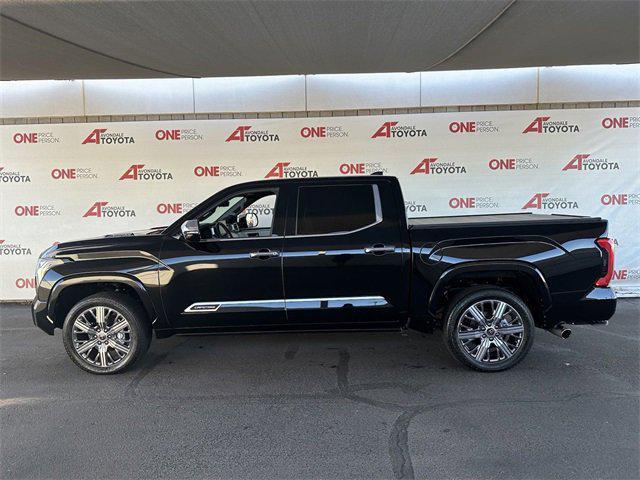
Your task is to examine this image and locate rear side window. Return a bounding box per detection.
[296,184,379,235]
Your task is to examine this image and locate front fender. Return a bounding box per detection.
[47,273,158,324]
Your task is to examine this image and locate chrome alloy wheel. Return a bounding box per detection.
[456,299,525,364]
[71,306,132,368]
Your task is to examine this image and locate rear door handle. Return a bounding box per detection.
[249,249,280,259]
[364,244,396,255]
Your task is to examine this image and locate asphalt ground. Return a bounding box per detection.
[1,300,638,480]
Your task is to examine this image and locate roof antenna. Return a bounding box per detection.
[371,171,383,175]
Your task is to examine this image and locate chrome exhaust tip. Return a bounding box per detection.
[548,324,572,339]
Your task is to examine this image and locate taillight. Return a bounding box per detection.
[595,238,614,287]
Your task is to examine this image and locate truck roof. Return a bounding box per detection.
[260,175,397,185]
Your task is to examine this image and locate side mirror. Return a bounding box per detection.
[245,212,259,228]
[181,220,200,242]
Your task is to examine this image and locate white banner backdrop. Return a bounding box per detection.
[1,108,639,300]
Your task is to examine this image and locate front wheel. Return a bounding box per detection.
[62,292,151,374]
[443,288,534,372]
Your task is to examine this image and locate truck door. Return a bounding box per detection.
[159,186,287,330]
[281,179,407,327]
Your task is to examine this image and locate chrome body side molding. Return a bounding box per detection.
[184,296,388,314]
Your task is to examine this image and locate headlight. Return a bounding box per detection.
[35,257,63,286]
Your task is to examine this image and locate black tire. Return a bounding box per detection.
[62,292,151,374]
[443,288,534,372]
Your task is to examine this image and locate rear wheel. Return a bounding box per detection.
[443,288,534,372]
[62,293,151,374]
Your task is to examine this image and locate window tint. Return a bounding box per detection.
[296,184,378,235]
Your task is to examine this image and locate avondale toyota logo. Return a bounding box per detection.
[562,154,619,172]
[522,116,580,134]
[404,200,428,215]
[245,202,276,218]
[83,202,136,218]
[371,121,427,139]
[265,162,318,179]
[410,158,466,175]
[522,193,579,210]
[119,164,173,181]
[0,239,32,256]
[0,166,31,183]
[225,126,280,142]
[82,128,135,145]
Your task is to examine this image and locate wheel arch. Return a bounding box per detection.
[428,261,552,327]
[48,274,157,329]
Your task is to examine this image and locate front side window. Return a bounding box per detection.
[296,184,379,236]
[198,189,278,239]
[200,195,245,227]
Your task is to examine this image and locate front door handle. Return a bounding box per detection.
[364,244,396,255]
[249,249,280,259]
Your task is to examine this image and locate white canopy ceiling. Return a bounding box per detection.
[1,0,638,80]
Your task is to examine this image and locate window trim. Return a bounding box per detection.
[292,183,383,238]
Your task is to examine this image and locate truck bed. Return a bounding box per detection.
[408,212,602,229]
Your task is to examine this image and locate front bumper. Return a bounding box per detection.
[32,297,55,335]
[547,287,617,326]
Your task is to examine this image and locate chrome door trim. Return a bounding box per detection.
[364,245,397,254]
[372,184,383,223]
[184,299,285,313]
[249,250,280,258]
[183,296,389,314]
[286,296,388,310]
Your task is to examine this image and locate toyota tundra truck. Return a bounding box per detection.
[32,175,616,374]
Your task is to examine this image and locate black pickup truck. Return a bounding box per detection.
[32,175,616,374]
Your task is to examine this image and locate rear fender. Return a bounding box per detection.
[428,260,552,317]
